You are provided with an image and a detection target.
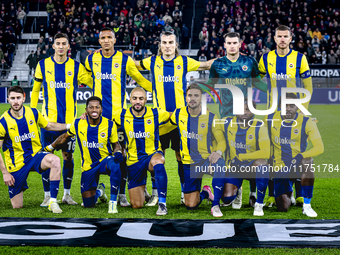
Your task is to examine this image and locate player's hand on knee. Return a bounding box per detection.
[3,172,15,187]
[113,151,124,163]
[209,151,222,164]
[288,154,303,169]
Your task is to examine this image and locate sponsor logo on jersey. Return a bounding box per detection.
[182,130,203,141]
[129,131,151,139]
[49,81,71,89]
[271,73,292,81]
[147,119,152,125]
[67,71,73,76]
[242,65,248,71]
[158,75,180,83]
[29,120,34,125]
[96,72,117,80]
[230,140,251,150]
[82,141,104,148]
[274,136,296,145]
[15,132,36,143]
[100,132,106,138]
[225,78,247,85]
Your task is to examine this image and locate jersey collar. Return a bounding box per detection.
[186,106,201,117]
[51,56,69,64]
[130,106,148,118]
[100,50,117,58]
[161,55,177,62]
[8,105,25,120]
[87,115,102,127]
[274,48,292,57]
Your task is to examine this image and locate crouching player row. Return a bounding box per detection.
[46,96,123,213]
[0,86,68,213]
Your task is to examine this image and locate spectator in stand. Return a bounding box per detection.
[25,51,37,75]
[322,51,327,64]
[199,27,209,46]
[327,50,337,64]
[216,46,225,57]
[182,23,189,48]
[16,6,26,28]
[313,28,322,40]
[336,45,340,64]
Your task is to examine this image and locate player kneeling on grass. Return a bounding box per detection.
[113,87,170,216]
[0,86,69,213]
[45,96,123,213]
[216,100,270,217]
[169,84,227,217]
[264,93,324,217]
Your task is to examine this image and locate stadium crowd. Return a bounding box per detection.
[44,0,188,60]
[197,0,340,64]
[0,0,27,78]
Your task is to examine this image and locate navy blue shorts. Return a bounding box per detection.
[274,178,293,198]
[80,156,119,193]
[8,151,50,199]
[41,129,76,153]
[183,158,225,194]
[126,152,163,190]
[225,160,255,188]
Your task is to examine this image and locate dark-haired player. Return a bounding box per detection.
[206,32,268,208]
[45,96,123,213]
[31,32,93,207]
[0,86,70,213]
[264,93,323,217]
[85,27,153,207]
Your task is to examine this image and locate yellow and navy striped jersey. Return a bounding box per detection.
[264,111,324,169]
[222,116,270,164]
[170,107,226,165]
[141,55,201,112]
[0,106,49,173]
[31,56,93,124]
[68,116,118,172]
[85,51,152,120]
[113,107,170,166]
[259,49,313,110]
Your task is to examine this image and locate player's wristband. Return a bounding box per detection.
[216,150,223,156]
[44,144,54,152]
[66,124,71,130]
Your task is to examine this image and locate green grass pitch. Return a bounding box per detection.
[0,103,339,253]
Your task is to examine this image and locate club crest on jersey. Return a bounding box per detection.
[100,132,106,138]
[248,134,253,140]
[147,119,152,125]
[114,63,119,68]
[242,65,248,71]
[293,128,299,135]
[176,65,181,70]
[200,123,206,129]
[29,120,34,125]
[289,63,294,68]
[67,71,73,76]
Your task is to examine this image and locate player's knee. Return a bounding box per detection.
[253,159,268,167]
[131,201,143,209]
[50,155,61,171]
[301,158,313,170]
[12,203,23,209]
[185,203,200,210]
[153,158,165,166]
